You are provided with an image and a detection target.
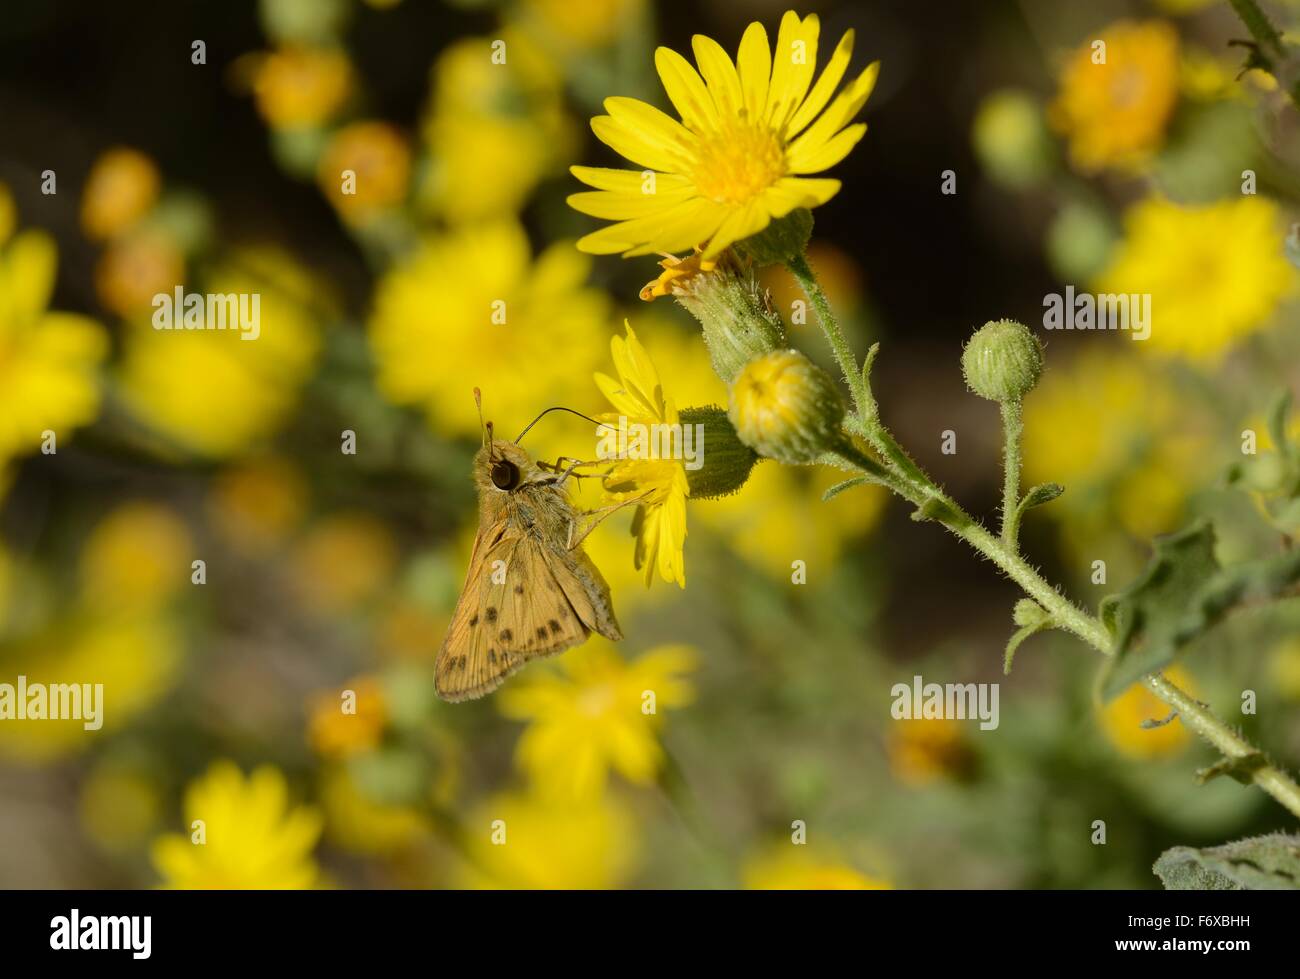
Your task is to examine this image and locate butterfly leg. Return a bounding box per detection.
[567,493,650,550]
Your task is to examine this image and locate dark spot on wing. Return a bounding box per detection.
[469,614,478,627]
[485,607,498,623]
[514,584,524,595]
[536,627,548,640]
[489,649,497,664]
[499,628,512,642]
[548,619,561,634]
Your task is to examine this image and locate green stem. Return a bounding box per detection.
[1000,399,1023,548]
[1228,0,1300,108]
[785,252,870,422]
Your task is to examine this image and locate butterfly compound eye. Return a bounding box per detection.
[490,460,520,490]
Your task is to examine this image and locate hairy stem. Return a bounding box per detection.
[1228,0,1300,108]
[1000,399,1023,548]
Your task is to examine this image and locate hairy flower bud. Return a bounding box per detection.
[679,405,758,499]
[729,350,846,464]
[961,319,1043,403]
[670,255,787,383]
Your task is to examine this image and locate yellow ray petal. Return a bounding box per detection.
[567,187,697,220]
[691,34,744,122]
[702,199,770,257]
[786,62,879,165]
[766,13,820,131]
[761,176,842,215]
[655,46,718,134]
[787,122,866,174]
[736,21,772,121]
[570,165,694,194]
[787,28,854,138]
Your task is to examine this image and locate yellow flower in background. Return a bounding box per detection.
[369,220,609,449]
[596,323,691,587]
[887,717,973,786]
[251,46,352,129]
[1050,20,1179,171]
[79,502,192,615]
[318,766,429,856]
[0,228,109,465]
[498,638,696,799]
[1095,196,1295,360]
[307,676,387,759]
[289,513,397,613]
[152,761,323,889]
[1269,637,1300,701]
[81,147,161,240]
[1023,350,1202,556]
[569,9,880,257]
[421,32,576,223]
[0,183,14,244]
[94,228,185,317]
[207,457,309,557]
[317,120,411,223]
[456,789,640,889]
[1099,667,1196,759]
[80,764,163,852]
[744,844,890,889]
[117,247,322,457]
[516,0,644,53]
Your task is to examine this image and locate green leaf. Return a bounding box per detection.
[1098,521,1300,699]
[822,476,871,501]
[1154,833,1300,890]
[1017,482,1064,514]
[1267,389,1294,463]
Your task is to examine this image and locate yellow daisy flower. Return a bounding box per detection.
[1049,20,1179,172]
[151,761,323,889]
[1095,196,1296,360]
[595,322,691,587]
[497,638,696,800]
[568,9,880,257]
[744,844,891,889]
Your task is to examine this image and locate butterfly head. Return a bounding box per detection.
[473,439,540,495]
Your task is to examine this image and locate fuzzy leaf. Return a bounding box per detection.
[822,476,871,501]
[1099,522,1300,699]
[1018,482,1064,513]
[1154,833,1300,890]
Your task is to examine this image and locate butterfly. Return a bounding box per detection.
[435,392,629,702]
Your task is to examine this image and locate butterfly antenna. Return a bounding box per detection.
[473,388,486,446]
[516,406,613,444]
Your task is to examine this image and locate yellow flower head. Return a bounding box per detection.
[1095,196,1296,360]
[79,502,192,616]
[369,221,609,453]
[289,513,397,614]
[887,717,972,787]
[81,147,161,240]
[207,457,309,557]
[595,322,691,587]
[307,676,387,759]
[498,638,696,800]
[1099,667,1196,759]
[151,761,323,889]
[94,228,185,317]
[251,46,352,129]
[569,9,879,257]
[1050,20,1179,171]
[0,230,109,464]
[744,844,890,889]
[317,121,411,222]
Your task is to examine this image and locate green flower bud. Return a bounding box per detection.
[679,405,758,499]
[962,319,1044,403]
[671,256,786,384]
[729,350,846,465]
[971,90,1054,190]
[733,208,814,267]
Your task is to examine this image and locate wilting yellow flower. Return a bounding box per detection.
[80,502,192,615]
[208,457,309,556]
[117,248,321,457]
[640,250,719,301]
[81,147,161,239]
[498,639,696,799]
[887,717,972,786]
[369,220,609,446]
[251,46,352,128]
[421,32,576,222]
[595,323,691,587]
[1095,196,1296,360]
[0,230,109,465]
[456,790,640,889]
[1023,350,1203,560]
[152,761,323,889]
[1050,21,1179,171]
[317,120,410,222]
[307,676,387,759]
[1099,666,1196,759]
[569,9,880,257]
[290,513,397,613]
[94,228,185,317]
[744,844,890,889]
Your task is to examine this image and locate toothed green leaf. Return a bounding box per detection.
[1154,833,1300,890]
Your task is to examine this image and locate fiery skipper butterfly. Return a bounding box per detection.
[435,392,624,702]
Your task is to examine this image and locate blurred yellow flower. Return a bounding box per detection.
[1023,350,1202,557]
[319,766,428,855]
[0,229,109,465]
[1099,666,1196,759]
[307,676,387,759]
[596,323,691,587]
[517,0,643,52]
[94,228,186,317]
[208,457,309,557]
[117,248,321,457]
[569,10,879,257]
[0,183,14,244]
[81,147,161,240]
[887,717,972,787]
[80,764,163,852]
[456,789,640,889]
[498,638,696,799]
[744,844,890,889]
[761,241,864,323]
[1050,21,1178,171]
[317,120,410,223]
[1095,196,1296,360]
[79,502,192,615]
[152,761,323,888]
[421,32,576,222]
[1268,637,1300,701]
[290,513,397,613]
[251,46,352,129]
[368,220,609,445]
